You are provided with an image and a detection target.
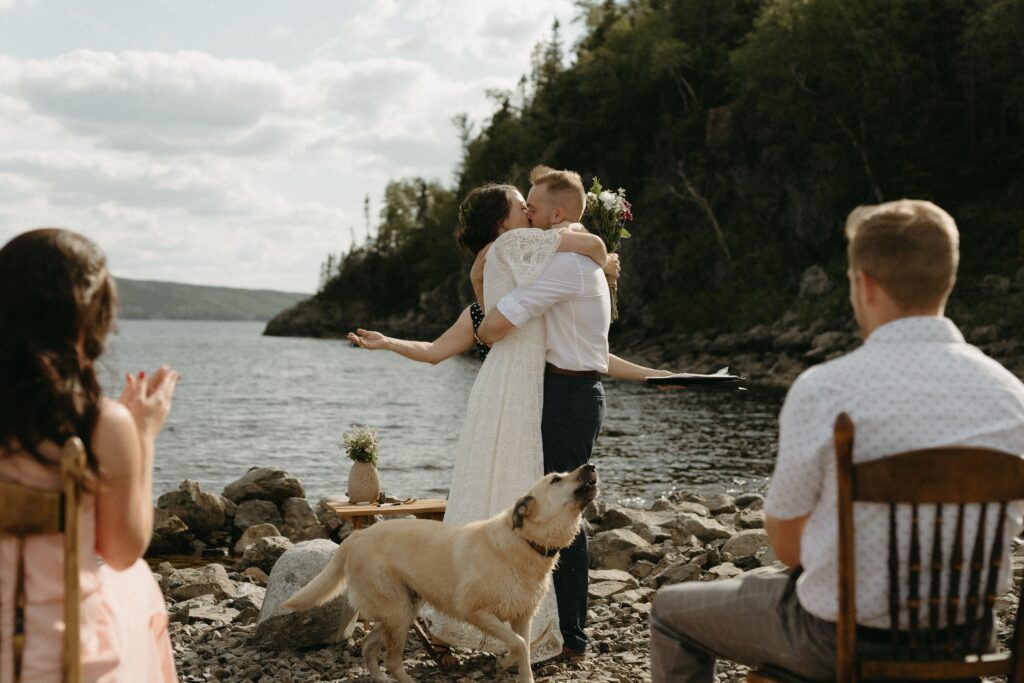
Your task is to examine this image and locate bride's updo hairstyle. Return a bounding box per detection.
[0,228,117,481]
[456,183,518,255]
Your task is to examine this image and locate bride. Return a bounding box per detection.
[347,182,668,664]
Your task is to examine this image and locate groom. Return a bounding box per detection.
[477,165,611,658]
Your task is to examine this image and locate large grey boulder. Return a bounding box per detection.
[241,535,294,574]
[281,497,330,543]
[233,500,283,532]
[700,494,737,515]
[600,506,677,532]
[799,265,831,298]
[255,539,356,649]
[654,560,701,587]
[234,523,281,555]
[673,513,733,544]
[675,501,711,517]
[230,582,266,623]
[223,467,305,506]
[589,568,640,589]
[599,506,649,531]
[707,562,744,580]
[164,563,236,602]
[590,528,652,571]
[734,493,764,509]
[147,507,192,555]
[315,497,355,543]
[723,529,775,568]
[157,480,230,538]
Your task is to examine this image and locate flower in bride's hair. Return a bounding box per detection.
[458,201,475,226]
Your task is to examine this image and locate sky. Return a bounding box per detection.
[0,0,583,293]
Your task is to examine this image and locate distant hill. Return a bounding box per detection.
[116,278,309,321]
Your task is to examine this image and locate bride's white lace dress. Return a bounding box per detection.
[421,227,564,662]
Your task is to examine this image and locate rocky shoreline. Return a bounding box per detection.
[152,467,1022,682]
[264,266,1024,390]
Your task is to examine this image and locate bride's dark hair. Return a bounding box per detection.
[456,183,518,255]
[0,228,117,481]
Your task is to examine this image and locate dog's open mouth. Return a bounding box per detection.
[574,470,599,505]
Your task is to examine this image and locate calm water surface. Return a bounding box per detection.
[102,321,784,506]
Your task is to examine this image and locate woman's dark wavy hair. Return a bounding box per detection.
[455,183,517,255]
[0,228,117,482]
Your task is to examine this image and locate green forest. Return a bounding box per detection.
[281,0,1023,339]
[117,278,307,321]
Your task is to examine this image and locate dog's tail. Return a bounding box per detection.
[281,537,351,611]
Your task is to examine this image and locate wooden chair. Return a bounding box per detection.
[0,437,86,683]
[749,413,1024,683]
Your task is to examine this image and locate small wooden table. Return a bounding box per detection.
[323,497,447,530]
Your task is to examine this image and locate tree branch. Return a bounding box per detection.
[669,163,732,262]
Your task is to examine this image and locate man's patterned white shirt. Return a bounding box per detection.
[765,316,1024,627]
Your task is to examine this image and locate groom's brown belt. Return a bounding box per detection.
[545,363,601,380]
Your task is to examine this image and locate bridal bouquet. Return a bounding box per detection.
[585,178,633,320]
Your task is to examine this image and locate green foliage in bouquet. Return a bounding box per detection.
[585,177,633,253]
[342,424,379,466]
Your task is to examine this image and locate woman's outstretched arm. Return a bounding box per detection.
[606,354,674,381]
[347,306,475,365]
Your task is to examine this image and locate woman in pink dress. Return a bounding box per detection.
[0,228,179,682]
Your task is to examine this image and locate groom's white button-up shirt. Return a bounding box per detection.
[765,316,1024,628]
[496,252,611,373]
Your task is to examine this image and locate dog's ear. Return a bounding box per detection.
[512,495,535,530]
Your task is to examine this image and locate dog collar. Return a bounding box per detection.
[523,538,561,558]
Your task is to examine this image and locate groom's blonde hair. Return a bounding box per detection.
[529,165,586,221]
[845,199,959,311]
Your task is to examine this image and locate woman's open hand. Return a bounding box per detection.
[118,365,180,438]
[348,329,390,350]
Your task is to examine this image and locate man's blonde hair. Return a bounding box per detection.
[845,199,959,311]
[529,165,586,221]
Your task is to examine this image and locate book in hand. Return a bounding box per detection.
[645,367,746,389]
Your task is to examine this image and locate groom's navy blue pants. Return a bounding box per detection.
[541,372,605,653]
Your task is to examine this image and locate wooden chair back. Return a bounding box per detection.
[834,412,1024,683]
[0,437,86,683]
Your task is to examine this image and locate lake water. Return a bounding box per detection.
[101,320,785,506]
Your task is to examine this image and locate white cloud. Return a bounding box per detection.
[0,1,583,291]
[0,0,17,10]
[0,48,512,291]
[329,0,577,70]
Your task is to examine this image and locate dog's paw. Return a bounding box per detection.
[496,653,517,671]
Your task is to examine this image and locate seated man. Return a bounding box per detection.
[649,199,1024,682]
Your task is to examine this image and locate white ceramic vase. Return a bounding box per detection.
[347,461,381,503]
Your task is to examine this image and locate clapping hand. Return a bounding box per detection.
[348,329,390,350]
[119,365,180,437]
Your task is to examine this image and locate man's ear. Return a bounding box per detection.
[512,495,535,529]
[859,270,880,304]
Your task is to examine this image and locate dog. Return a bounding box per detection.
[283,463,599,683]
